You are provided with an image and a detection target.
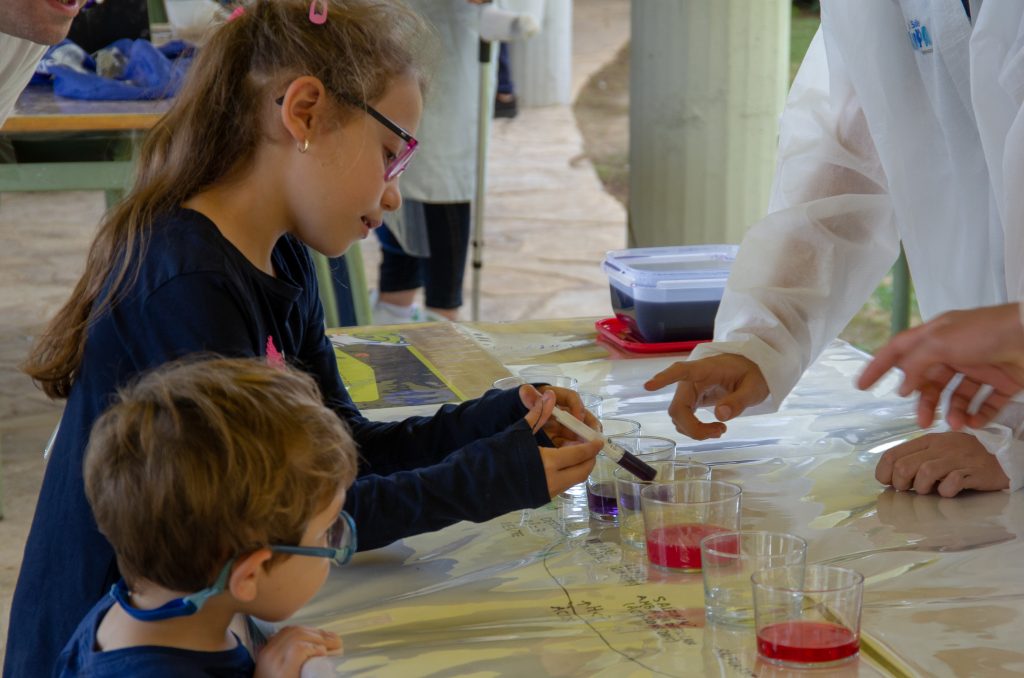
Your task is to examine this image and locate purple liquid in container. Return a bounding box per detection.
[618,491,640,512]
[587,482,618,518]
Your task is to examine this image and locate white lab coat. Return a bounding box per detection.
[401,0,480,204]
[0,34,46,125]
[388,0,484,256]
[690,0,1024,490]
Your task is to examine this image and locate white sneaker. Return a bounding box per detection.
[423,308,455,322]
[372,301,425,325]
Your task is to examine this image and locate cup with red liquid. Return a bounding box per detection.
[584,418,643,521]
[752,565,863,668]
[700,531,807,627]
[614,458,712,548]
[639,479,742,572]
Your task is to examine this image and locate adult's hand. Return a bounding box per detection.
[874,432,1009,498]
[857,304,1024,428]
[644,354,769,439]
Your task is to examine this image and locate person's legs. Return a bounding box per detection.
[375,224,426,322]
[495,43,517,119]
[421,202,471,320]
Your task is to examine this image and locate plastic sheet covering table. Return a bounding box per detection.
[295,320,1024,677]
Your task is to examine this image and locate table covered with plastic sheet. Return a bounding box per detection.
[295,320,1024,678]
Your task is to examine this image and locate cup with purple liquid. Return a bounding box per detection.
[586,426,671,522]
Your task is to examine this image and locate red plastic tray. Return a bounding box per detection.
[595,317,710,354]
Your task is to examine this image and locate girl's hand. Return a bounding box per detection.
[519,384,603,495]
[519,384,599,446]
[539,439,603,497]
[255,626,342,678]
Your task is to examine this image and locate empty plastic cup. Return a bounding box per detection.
[701,531,807,627]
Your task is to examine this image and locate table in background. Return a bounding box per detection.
[295,318,1023,677]
[0,86,370,326]
[0,85,171,206]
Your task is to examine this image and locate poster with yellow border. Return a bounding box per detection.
[328,323,512,409]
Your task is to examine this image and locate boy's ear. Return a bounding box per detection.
[227,548,273,603]
[278,76,330,145]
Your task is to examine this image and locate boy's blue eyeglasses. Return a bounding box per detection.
[110,511,357,622]
[275,95,418,182]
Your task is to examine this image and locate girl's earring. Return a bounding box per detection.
[298,139,310,154]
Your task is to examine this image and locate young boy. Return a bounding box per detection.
[54,358,359,677]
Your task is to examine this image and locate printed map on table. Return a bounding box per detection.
[330,332,462,409]
[327,323,514,409]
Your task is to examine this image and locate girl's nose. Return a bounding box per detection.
[381,180,402,213]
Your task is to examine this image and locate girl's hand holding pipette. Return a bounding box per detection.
[521,386,603,496]
[519,384,599,446]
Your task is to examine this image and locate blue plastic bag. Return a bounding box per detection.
[33,39,193,100]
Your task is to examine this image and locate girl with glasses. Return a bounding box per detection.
[9,1,601,675]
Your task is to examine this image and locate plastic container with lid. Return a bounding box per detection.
[601,245,738,343]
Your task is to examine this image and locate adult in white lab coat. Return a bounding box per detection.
[0,0,85,123]
[646,0,1024,497]
[373,0,483,322]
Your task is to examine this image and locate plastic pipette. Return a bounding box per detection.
[548,407,657,481]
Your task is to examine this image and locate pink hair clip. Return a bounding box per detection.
[309,0,328,24]
[228,5,245,21]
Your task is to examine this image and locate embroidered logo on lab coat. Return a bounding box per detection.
[908,19,933,53]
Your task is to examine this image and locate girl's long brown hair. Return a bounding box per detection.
[24,0,430,398]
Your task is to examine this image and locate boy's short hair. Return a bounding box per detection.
[84,357,358,592]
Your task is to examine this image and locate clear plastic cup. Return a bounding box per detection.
[640,480,742,572]
[584,418,642,522]
[752,565,863,668]
[614,458,711,548]
[516,366,579,392]
[492,376,526,390]
[701,531,807,627]
[579,392,604,418]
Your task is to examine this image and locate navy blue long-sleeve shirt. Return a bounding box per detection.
[5,209,550,678]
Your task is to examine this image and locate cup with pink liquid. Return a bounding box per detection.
[614,458,712,548]
[751,565,863,668]
[639,480,742,572]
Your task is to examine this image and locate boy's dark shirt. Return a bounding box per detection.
[54,594,255,677]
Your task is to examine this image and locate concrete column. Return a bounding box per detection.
[508,0,573,107]
[629,0,790,247]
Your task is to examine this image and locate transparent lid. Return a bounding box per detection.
[602,245,738,290]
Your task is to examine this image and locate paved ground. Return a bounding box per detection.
[0,0,631,662]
